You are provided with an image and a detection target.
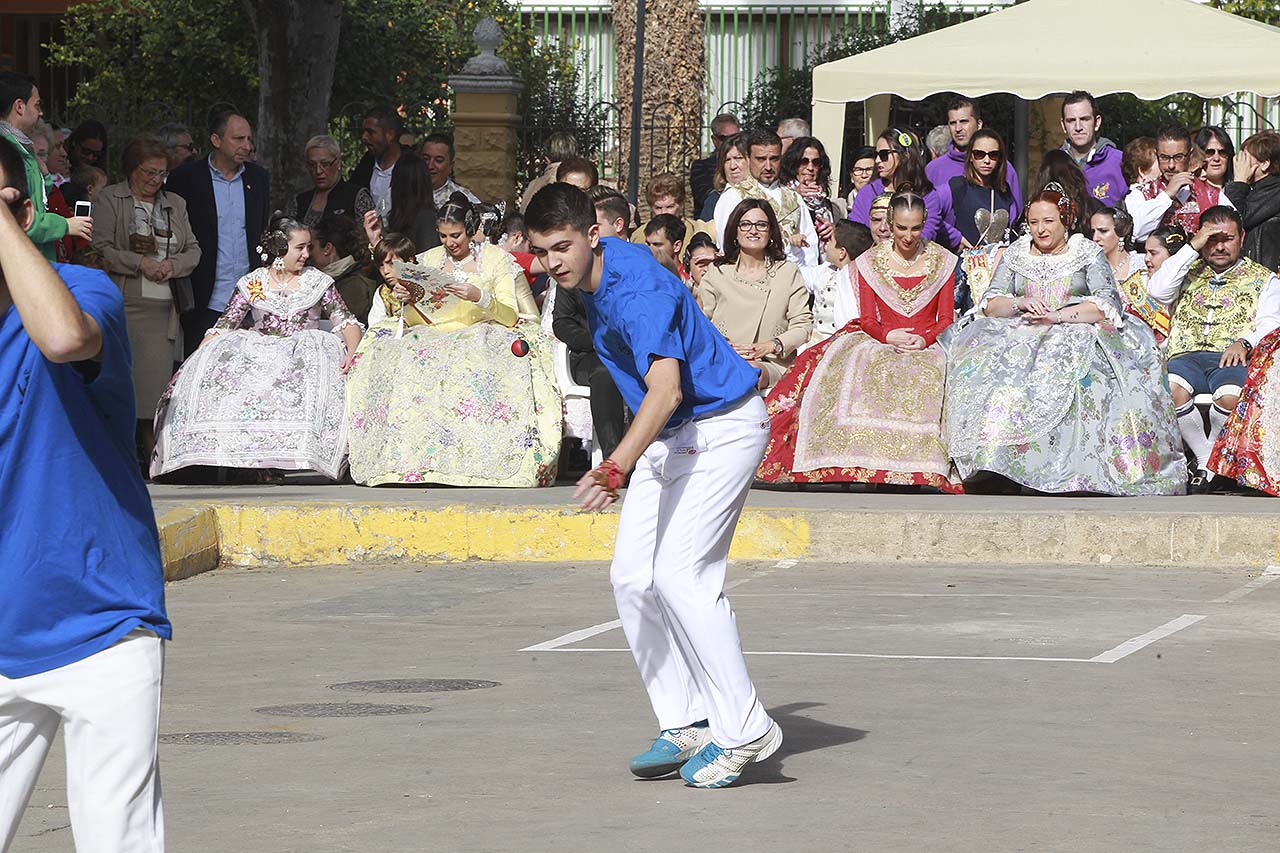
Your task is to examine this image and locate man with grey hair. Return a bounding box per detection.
[156,122,197,171]
[690,112,740,214]
[776,117,811,154]
[925,125,951,161]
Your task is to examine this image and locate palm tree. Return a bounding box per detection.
[613,0,705,214]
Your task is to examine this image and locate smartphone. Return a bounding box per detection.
[74,200,92,218]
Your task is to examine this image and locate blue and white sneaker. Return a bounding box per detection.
[628,721,712,778]
[679,721,783,788]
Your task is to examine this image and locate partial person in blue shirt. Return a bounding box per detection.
[526,183,783,790]
[0,136,169,849]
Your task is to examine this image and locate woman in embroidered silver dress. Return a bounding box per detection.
[945,186,1185,495]
[151,216,362,480]
[345,195,562,487]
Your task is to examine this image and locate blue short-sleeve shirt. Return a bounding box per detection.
[0,264,171,678]
[582,238,759,427]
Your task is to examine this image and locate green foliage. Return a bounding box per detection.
[1209,0,1280,25]
[737,3,982,131]
[46,0,601,182]
[45,0,257,154]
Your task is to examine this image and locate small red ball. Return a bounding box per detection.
[511,339,530,357]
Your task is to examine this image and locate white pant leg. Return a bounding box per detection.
[0,630,165,853]
[0,685,61,851]
[612,451,706,731]
[651,396,771,748]
[612,395,772,747]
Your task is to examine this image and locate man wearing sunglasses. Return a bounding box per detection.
[1126,123,1234,241]
[925,97,1023,213]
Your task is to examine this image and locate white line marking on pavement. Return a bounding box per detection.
[1211,565,1280,603]
[1088,614,1207,664]
[520,559,794,652]
[533,648,1094,662]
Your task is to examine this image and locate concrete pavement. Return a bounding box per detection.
[14,558,1280,851]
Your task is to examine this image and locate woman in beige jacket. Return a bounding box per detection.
[93,136,201,462]
[698,198,812,389]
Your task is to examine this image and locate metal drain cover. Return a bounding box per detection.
[254,703,432,717]
[160,731,324,745]
[329,679,500,694]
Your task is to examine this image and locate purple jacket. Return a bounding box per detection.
[1064,138,1128,208]
[848,178,958,248]
[925,143,1023,212]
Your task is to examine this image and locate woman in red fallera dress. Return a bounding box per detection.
[758,191,963,491]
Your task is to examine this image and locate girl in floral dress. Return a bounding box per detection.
[345,195,562,486]
[151,216,362,479]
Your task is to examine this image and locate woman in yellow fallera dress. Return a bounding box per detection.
[345,195,562,486]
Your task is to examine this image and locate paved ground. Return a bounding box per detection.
[13,559,1280,852]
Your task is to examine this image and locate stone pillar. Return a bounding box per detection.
[448,18,524,205]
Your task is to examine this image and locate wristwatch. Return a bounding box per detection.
[772,337,783,356]
[1238,338,1254,356]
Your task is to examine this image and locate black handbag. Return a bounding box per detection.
[169,276,196,314]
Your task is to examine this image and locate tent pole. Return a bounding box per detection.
[1012,0,1029,197]
[1014,97,1029,197]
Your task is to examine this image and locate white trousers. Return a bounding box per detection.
[0,629,165,853]
[611,394,773,748]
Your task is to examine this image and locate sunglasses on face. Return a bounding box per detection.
[971,149,1001,161]
[1203,147,1229,157]
[798,157,821,167]
[875,150,894,161]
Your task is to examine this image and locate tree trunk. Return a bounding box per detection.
[613,0,705,215]
[249,0,344,213]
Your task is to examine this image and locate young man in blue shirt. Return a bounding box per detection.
[527,183,782,788]
[0,136,170,849]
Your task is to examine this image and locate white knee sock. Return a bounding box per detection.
[1209,403,1232,440]
[1176,402,1212,472]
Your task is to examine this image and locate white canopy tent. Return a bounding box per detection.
[811,0,1280,185]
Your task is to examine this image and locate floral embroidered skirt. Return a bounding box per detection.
[757,321,962,492]
[1209,328,1280,494]
[151,329,349,479]
[345,319,562,487]
[946,317,1185,495]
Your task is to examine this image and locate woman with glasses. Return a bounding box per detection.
[698,198,812,390]
[845,146,877,215]
[294,135,372,227]
[93,136,201,470]
[780,136,839,233]
[938,128,1016,250]
[848,128,954,248]
[1195,126,1235,190]
[698,132,750,222]
[759,191,961,490]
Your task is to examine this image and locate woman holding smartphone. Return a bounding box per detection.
[92,135,200,469]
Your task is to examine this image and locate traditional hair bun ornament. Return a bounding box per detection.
[511,338,530,357]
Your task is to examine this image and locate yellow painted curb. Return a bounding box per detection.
[156,506,221,581]
[210,504,812,567]
[157,501,1280,571]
